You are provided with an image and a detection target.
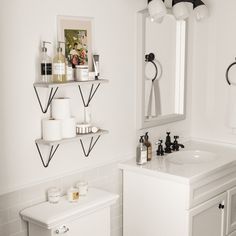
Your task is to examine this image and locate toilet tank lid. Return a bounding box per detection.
[20,188,119,229]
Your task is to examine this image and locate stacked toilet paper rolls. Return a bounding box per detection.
[52,97,71,119]
[42,119,62,141]
[61,117,76,138]
[42,97,76,141]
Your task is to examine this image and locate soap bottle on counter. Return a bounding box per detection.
[144,132,152,161]
[136,136,147,165]
[53,41,66,83]
[40,41,52,83]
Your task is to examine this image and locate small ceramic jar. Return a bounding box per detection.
[76,181,88,196]
[76,123,92,134]
[67,187,79,202]
[75,65,89,81]
[47,187,61,204]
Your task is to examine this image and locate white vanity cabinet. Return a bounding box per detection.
[227,186,236,234]
[189,192,227,236]
[120,149,236,236]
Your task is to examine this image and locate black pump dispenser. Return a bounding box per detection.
[140,135,144,143]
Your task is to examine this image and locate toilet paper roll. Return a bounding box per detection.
[61,117,76,138]
[52,98,71,119]
[42,118,62,141]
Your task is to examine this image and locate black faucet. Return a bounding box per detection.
[172,136,185,151]
[156,140,164,156]
[164,132,172,153]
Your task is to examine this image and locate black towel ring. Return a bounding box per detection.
[145,53,158,82]
[226,58,236,85]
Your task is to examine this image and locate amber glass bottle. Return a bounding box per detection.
[144,132,152,161]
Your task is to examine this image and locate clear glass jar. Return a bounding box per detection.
[47,187,61,204]
[76,181,88,196]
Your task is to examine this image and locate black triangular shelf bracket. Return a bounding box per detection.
[78,83,101,107]
[33,86,59,113]
[35,142,60,168]
[80,135,101,157]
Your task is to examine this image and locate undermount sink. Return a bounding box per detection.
[166,150,217,164]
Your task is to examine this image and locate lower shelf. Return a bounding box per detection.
[35,130,108,168]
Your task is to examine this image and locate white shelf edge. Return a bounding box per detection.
[35,129,109,146]
[33,79,109,88]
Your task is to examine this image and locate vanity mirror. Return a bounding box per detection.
[137,9,186,129]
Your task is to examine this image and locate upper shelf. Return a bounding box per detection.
[34,79,109,88]
[33,79,109,113]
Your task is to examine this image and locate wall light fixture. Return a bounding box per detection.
[193,0,209,21]
[147,0,208,22]
[147,0,167,22]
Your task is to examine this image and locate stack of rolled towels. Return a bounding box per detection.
[42,98,76,141]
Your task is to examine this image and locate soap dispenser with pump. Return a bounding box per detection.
[144,132,152,161]
[40,41,52,83]
[53,41,66,83]
[136,136,147,165]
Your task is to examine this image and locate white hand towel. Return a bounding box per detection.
[146,80,162,118]
[147,82,156,117]
[228,85,236,128]
[153,79,162,116]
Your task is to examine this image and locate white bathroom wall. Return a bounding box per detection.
[0,0,146,195]
[191,0,236,144]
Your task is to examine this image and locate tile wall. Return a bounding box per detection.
[0,162,123,236]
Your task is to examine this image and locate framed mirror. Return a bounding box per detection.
[137,9,186,129]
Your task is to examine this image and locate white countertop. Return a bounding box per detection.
[119,141,236,184]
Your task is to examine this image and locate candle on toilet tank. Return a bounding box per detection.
[76,181,88,196]
[67,187,79,202]
[47,187,61,203]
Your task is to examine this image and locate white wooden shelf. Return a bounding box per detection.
[35,130,108,168]
[33,79,108,113]
[35,129,108,146]
[34,79,108,88]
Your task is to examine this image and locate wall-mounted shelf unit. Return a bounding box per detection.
[33,79,108,113]
[33,79,109,168]
[35,130,109,168]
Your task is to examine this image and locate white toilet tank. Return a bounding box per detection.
[20,188,119,236]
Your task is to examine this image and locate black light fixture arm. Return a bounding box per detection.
[148,0,165,4]
[147,0,207,10]
[171,0,205,7]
